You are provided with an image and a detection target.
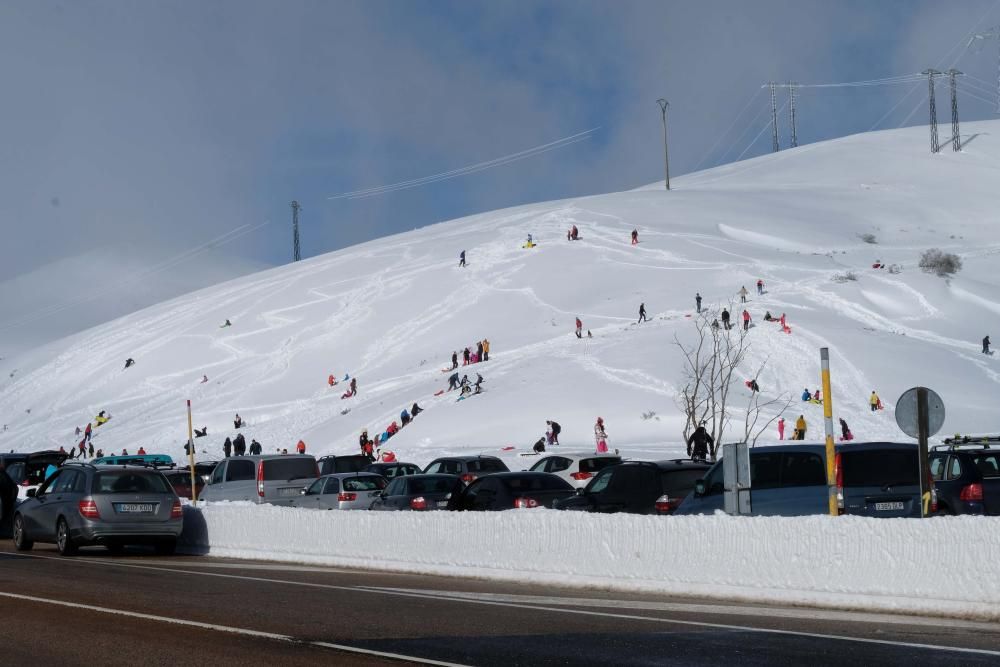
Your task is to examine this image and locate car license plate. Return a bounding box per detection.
[278,487,301,497]
[436,501,448,508]
[874,502,904,511]
[115,503,155,514]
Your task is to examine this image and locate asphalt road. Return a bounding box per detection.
[1,541,999,666]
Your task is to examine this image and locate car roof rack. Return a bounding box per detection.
[62,461,97,470]
[940,435,1000,448]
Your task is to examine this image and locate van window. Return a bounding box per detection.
[971,453,1000,478]
[322,478,340,495]
[545,457,571,473]
[780,453,826,487]
[946,457,963,481]
[226,459,255,482]
[263,457,317,481]
[750,453,781,490]
[929,457,946,481]
[211,463,226,485]
[840,450,918,487]
[408,477,458,494]
[468,458,507,473]
[427,460,461,475]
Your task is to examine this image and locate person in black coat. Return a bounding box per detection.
[223,437,232,458]
[233,433,246,456]
[687,424,714,461]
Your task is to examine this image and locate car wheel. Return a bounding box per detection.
[154,539,177,556]
[56,517,77,556]
[13,514,33,551]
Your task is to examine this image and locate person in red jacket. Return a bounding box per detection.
[296,440,306,454]
[137,446,147,455]
[742,309,751,331]
[575,318,583,339]
[84,422,92,443]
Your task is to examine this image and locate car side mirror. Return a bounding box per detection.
[694,480,706,496]
[26,488,36,498]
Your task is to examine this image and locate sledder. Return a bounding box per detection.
[522,233,537,249]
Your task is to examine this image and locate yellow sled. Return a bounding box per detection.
[522,242,537,249]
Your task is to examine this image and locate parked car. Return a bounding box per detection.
[450,472,575,510]
[160,467,207,500]
[676,443,932,518]
[93,454,174,466]
[528,452,622,488]
[318,454,372,475]
[0,450,69,500]
[930,445,1000,515]
[423,455,509,484]
[554,460,709,514]
[12,462,183,555]
[200,455,318,505]
[370,474,463,511]
[364,462,422,479]
[297,472,388,510]
[0,468,17,535]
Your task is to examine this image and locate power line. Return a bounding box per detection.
[717,101,772,165]
[692,88,764,172]
[737,98,789,161]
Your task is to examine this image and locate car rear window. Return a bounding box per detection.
[94,472,171,494]
[580,457,621,473]
[502,475,572,491]
[408,477,458,494]
[263,458,317,481]
[971,453,1000,478]
[468,458,508,473]
[660,469,705,495]
[781,453,826,487]
[841,450,918,487]
[343,476,387,491]
[333,456,370,473]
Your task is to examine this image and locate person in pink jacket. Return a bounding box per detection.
[594,417,608,453]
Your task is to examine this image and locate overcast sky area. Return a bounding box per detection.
[2,0,1000,352]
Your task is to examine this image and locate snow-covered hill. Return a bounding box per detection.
[3,122,999,465]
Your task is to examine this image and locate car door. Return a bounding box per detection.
[374,478,402,510]
[592,466,641,513]
[744,452,783,515]
[33,470,77,538]
[299,478,326,509]
[225,459,257,502]
[317,477,341,509]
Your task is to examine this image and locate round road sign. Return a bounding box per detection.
[895,387,946,439]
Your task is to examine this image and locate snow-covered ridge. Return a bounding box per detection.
[2,121,1000,466]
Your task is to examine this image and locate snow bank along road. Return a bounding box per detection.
[3,543,1000,666]
[178,503,1000,623]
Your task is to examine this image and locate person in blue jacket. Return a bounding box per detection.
[801,388,811,402]
[400,408,411,426]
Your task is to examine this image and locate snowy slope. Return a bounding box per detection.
[2,122,999,467]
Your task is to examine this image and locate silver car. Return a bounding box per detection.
[12,462,183,556]
[200,455,318,505]
[297,472,388,510]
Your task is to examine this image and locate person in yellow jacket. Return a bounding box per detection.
[869,391,880,412]
[794,415,807,440]
[482,339,490,362]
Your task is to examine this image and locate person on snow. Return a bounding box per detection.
[387,421,399,437]
[631,229,639,245]
[638,303,648,324]
[448,372,460,391]
[777,417,785,441]
[567,228,572,241]
[739,286,749,303]
[794,415,807,440]
[527,233,533,245]
[839,418,853,441]
[757,279,764,295]
[575,318,583,339]
[482,339,490,362]
[249,439,262,455]
[801,388,811,402]
[571,225,579,240]
[75,425,81,437]
[747,378,760,393]
[721,309,731,330]
[459,250,466,268]
[85,422,92,443]
[711,318,720,330]
[222,319,232,327]
[67,447,76,460]
[587,330,593,338]
[95,448,104,458]
[137,446,147,455]
[223,437,232,458]
[296,440,306,454]
[533,438,546,453]
[477,340,484,361]
[201,375,209,384]
[400,408,411,426]
[779,313,787,330]
[546,420,561,446]
[234,413,243,429]
[742,309,751,331]
[59,445,67,455]
[194,427,208,438]
[764,311,773,322]
[984,335,992,355]
[813,389,821,402]
[463,347,471,365]
[460,374,472,396]
[88,442,95,458]
[350,377,357,395]
[687,423,713,462]
[474,373,484,394]
[411,402,423,417]
[594,417,609,454]
[450,351,458,370]
[234,433,246,456]
[870,391,881,412]
[328,374,337,387]
[78,440,86,457]
[124,358,135,369]
[696,293,702,314]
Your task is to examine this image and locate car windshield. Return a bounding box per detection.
[580,457,621,473]
[971,453,1000,478]
[840,450,918,487]
[503,475,572,491]
[343,476,387,491]
[263,458,317,481]
[468,458,508,473]
[95,472,171,494]
[408,477,457,494]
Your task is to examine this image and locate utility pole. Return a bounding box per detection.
[291,200,301,262]
[948,69,962,151]
[787,81,798,148]
[923,69,942,154]
[656,99,670,190]
[967,27,1000,113]
[769,82,780,152]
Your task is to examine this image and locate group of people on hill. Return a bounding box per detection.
[358,401,423,461]
[222,432,263,457]
[451,339,490,369]
[446,371,484,397]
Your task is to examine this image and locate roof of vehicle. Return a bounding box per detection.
[613,459,713,470]
[1,450,68,463]
[400,473,460,480]
[427,454,503,462]
[318,471,387,480]
[535,452,622,459]
[317,454,370,460]
[225,454,316,461]
[366,461,419,468]
[65,462,167,473]
[475,471,564,480]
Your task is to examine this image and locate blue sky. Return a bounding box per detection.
[2,0,1000,284]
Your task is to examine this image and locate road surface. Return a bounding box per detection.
[1,541,998,666]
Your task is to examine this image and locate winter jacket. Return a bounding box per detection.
[795,417,807,433]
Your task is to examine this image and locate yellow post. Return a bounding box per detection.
[186,400,197,503]
[820,348,838,516]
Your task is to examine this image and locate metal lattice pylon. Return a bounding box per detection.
[787,82,798,148]
[948,69,962,151]
[769,82,780,152]
[923,69,941,154]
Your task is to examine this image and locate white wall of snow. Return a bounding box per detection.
[180,504,1000,621]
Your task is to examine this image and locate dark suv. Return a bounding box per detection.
[930,445,1000,515]
[554,460,710,514]
[318,455,372,475]
[423,455,509,484]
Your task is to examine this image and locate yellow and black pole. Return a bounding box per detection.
[820,348,838,516]
[186,399,197,503]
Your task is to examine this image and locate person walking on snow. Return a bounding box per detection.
[742,309,751,331]
[401,408,411,426]
[223,437,232,458]
[459,250,466,268]
[234,433,246,456]
[984,335,991,355]
[474,373,484,393]
[594,418,609,453]
[88,442,94,458]
[477,340,484,361]
[249,439,262,455]
[482,339,490,362]
[795,415,807,440]
[84,422,92,443]
[451,351,458,370]
[721,309,731,330]
[546,420,561,446]
[638,303,648,324]
[777,417,785,441]
[124,358,135,369]
[687,422,713,462]
[350,377,357,395]
[631,229,639,245]
[739,286,748,303]
[78,440,86,457]
[448,372,460,391]
[463,347,470,365]
[870,391,881,412]
[839,418,853,441]
[695,293,702,314]
[575,318,583,339]
[757,279,764,295]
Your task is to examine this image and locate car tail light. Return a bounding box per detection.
[960,483,984,502]
[927,469,938,514]
[257,460,265,497]
[654,494,681,513]
[514,497,538,509]
[78,499,100,519]
[570,472,593,481]
[460,473,477,484]
[834,452,844,514]
[338,492,357,502]
[170,499,183,518]
[410,496,427,510]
